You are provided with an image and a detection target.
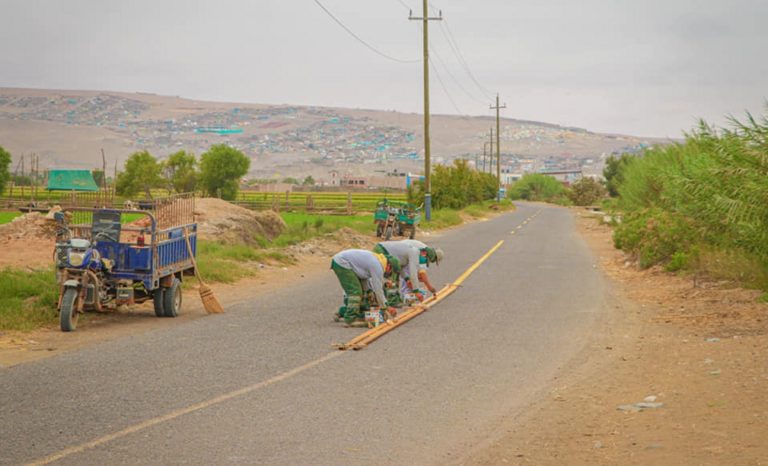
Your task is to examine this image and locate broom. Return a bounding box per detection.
[183,227,224,314]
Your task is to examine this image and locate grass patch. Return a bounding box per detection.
[195,240,296,284]
[423,199,515,230]
[0,212,22,225]
[272,213,371,247]
[0,268,59,331]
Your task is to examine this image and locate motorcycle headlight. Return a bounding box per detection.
[68,251,86,267]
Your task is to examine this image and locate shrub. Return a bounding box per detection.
[568,177,607,206]
[611,107,768,288]
[507,173,567,202]
[408,159,499,209]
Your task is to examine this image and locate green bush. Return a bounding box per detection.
[568,177,607,206]
[612,108,768,288]
[508,173,567,203]
[408,159,499,209]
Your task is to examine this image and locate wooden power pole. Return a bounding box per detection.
[409,1,441,221]
[488,128,494,174]
[490,94,506,201]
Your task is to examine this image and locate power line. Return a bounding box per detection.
[314,0,418,64]
[429,58,463,114]
[395,0,412,10]
[438,17,494,100]
[400,0,483,108]
[429,43,486,105]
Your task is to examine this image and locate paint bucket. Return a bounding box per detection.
[364,308,382,327]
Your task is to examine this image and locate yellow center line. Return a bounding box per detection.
[452,239,504,286]
[26,351,345,466]
[341,239,506,350]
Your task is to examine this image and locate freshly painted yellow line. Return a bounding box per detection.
[26,351,345,466]
[452,239,504,286]
[340,239,505,350]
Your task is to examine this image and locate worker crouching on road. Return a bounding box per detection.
[373,240,444,304]
[331,249,401,327]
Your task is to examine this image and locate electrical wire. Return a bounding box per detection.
[429,43,486,105]
[402,0,495,103]
[438,17,495,100]
[429,58,463,115]
[395,0,412,11]
[313,0,418,64]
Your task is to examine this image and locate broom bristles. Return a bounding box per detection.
[199,284,224,314]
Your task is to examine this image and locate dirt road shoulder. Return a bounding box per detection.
[466,210,768,466]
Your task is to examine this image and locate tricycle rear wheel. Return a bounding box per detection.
[60,288,79,332]
[163,278,182,317]
[153,288,165,317]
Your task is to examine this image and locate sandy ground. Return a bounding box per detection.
[467,211,768,466]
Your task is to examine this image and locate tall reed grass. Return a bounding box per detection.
[614,108,768,289]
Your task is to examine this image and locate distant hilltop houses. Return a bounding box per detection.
[0,89,660,179]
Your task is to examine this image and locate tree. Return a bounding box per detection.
[91,170,105,189]
[11,174,34,186]
[162,150,198,193]
[115,150,163,198]
[281,177,300,185]
[603,153,634,197]
[508,173,567,202]
[302,175,316,186]
[408,159,499,209]
[568,177,607,206]
[0,146,12,194]
[199,144,250,200]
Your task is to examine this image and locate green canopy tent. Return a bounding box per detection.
[47,170,99,191]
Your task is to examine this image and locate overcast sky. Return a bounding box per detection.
[1,0,766,137]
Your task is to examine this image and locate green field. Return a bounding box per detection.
[0,212,22,224]
[1,187,406,213]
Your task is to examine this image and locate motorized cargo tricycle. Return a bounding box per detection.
[53,194,197,331]
[373,199,421,240]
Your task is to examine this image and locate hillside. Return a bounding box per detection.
[0,88,660,181]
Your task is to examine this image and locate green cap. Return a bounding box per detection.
[424,247,444,265]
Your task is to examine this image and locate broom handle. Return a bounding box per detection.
[182,227,204,286]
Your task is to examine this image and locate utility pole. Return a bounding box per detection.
[488,128,494,175]
[483,142,489,173]
[409,1,441,221]
[101,148,107,192]
[490,94,506,201]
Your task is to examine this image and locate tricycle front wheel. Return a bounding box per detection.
[60,288,79,332]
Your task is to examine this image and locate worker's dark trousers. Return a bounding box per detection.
[331,259,363,323]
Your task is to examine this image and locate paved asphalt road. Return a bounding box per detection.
[0,202,606,465]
